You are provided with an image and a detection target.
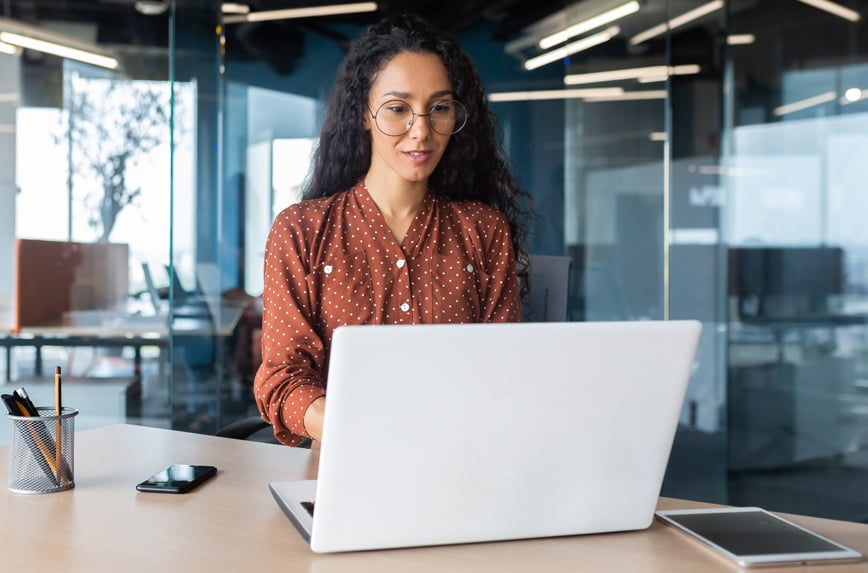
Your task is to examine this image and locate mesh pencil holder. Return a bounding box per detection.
[7,407,78,494]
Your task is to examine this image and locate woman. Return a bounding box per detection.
[254,13,531,446]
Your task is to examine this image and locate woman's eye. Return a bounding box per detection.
[431,101,453,113]
[385,103,409,114]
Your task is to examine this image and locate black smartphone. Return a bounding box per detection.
[136,464,217,494]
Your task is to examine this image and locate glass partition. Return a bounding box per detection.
[723,0,868,521]
[0,1,175,440]
[4,0,868,524]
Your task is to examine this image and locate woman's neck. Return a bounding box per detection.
[363,172,427,220]
[363,173,428,242]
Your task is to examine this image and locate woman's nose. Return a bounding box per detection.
[408,112,432,140]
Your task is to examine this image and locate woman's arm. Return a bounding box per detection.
[480,210,522,323]
[253,207,327,446]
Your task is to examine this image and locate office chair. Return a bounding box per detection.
[216,416,272,439]
[216,415,313,447]
[522,254,572,322]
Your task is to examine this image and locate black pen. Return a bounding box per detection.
[10,387,72,483]
[13,387,39,416]
[1,393,22,416]
[2,393,60,485]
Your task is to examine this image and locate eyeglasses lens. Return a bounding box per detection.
[374,100,467,136]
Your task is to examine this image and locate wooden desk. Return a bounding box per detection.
[2,424,867,572]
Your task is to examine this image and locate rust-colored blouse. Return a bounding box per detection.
[254,182,521,445]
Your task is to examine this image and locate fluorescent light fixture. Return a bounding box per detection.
[134,1,169,16]
[629,0,723,45]
[636,64,701,83]
[795,0,861,22]
[637,75,667,83]
[223,2,377,24]
[221,3,251,14]
[488,87,624,102]
[842,88,867,104]
[727,34,755,45]
[564,64,700,85]
[773,91,837,116]
[0,124,15,134]
[0,17,119,70]
[525,26,619,71]
[649,131,667,141]
[585,90,667,102]
[844,88,862,102]
[0,40,20,55]
[0,92,19,103]
[0,31,118,69]
[539,1,639,49]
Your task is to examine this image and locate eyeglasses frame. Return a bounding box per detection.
[368,99,468,136]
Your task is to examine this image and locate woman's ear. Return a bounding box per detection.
[363,108,372,131]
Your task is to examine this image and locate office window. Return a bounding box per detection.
[15,69,196,296]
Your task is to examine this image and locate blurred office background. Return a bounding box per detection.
[1,0,868,522]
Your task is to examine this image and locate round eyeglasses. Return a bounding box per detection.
[369,99,468,136]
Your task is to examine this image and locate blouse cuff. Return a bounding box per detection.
[281,384,326,439]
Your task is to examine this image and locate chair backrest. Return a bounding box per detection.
[523,254,572,322]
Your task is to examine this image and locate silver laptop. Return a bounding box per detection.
[270,320,702,553]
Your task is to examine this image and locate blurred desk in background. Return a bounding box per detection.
[0,305,245,383]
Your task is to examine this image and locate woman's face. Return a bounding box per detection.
[364,51,455,188]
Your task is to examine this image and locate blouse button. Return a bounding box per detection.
[466,264,474,272]
[324,265,333,274]
[396,259,406,269]
[399,302,410,312]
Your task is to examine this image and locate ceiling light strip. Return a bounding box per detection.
[629,0,723,46]
[564,64,700,85]
[539,1,639,49]
[795,0,861,22]
[0,40,19,55]
[525,26,619,71]
[772,91,837,116]
[841,88,867,104]
[727,34,756,45]
[488,87,625,102]
[221,3,251,14]
[585,90,667,102]
[223,2,378,24]
[0,31,118,69]
[636,64,702,83]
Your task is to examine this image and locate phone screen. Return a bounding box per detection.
[136,464,217,493]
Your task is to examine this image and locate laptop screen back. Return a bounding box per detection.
[300,320,702,552]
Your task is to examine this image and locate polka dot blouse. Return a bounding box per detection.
[253,181,521,446]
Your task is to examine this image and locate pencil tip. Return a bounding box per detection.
[55,366,61,375]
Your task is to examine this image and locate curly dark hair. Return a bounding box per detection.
[304,13,531,291]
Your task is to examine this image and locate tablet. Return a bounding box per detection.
[656,507,863,568]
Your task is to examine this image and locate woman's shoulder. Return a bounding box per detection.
[439,198,509,228]
[273,191,348,231]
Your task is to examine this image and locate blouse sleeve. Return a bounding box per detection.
[480,210,522,323]
[253,207,327,446]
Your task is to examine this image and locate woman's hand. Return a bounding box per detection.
[303,396,326,442]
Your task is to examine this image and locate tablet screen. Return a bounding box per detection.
[657,507,866,568]
[662,509,843,555]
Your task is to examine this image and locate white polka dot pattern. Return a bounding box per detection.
[253,181,521,445]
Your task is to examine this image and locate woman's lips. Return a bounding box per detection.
[403,150,433,164]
